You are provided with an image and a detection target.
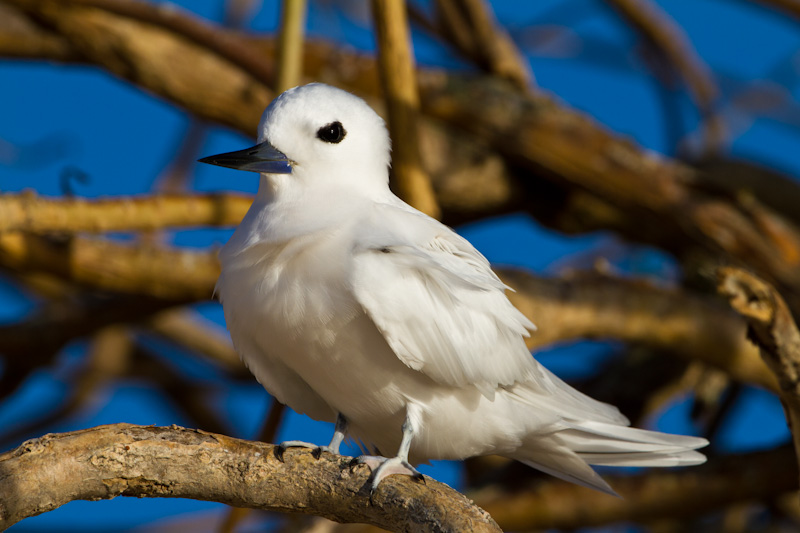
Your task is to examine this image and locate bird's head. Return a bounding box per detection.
[199,83,391,194]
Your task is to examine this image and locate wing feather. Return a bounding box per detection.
[352,204,537,396]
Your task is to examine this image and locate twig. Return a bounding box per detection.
[0,424,501,532]
[431,0,533,89]
[0,325,132,449]
[717,266,800,490]
[749,0,800,20]
[603,0,724,154]
[275,0,307,92]
[0,192,252,233]
[145,309,245,375]
[371,0,440,219]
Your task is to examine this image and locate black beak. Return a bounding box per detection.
[198,141,293,174]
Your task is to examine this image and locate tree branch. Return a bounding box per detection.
[717,266,800,489]
[275,0,306,92]
[430,0,533,89]
[478,445,798,530]
[0,192,252,233]
[0,232,218,300]
[504,269,778,391]
[371,0,440,219]
[603,0,723,153]
[0,424,501,532]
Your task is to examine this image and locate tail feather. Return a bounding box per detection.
[577,449,707,467]
[515,446,619,497]
[510,420,708,495]
[559,421,709,457]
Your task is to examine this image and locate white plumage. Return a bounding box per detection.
[202,83,708,495]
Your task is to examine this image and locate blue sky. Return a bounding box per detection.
[2,1,798,530]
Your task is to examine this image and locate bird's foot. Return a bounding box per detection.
[353,455,425,494]
[275,440,335,461]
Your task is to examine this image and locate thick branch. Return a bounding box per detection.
[0,424,500,532]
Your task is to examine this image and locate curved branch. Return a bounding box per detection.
[0,424,500,532]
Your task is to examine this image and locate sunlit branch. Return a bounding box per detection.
[0,424,501,532]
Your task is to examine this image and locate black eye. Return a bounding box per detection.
[317,121,346,143]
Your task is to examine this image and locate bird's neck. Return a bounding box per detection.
[256,168,393,206]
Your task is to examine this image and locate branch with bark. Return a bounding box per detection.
[718,266,800,490]
[0,424,500,532]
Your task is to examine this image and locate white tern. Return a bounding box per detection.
[200,83,708,495]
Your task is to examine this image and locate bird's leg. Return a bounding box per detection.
[354,406,425,493]
[277,413,348,460]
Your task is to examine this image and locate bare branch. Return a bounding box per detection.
[0,424,501,532]
[0,233,217,300]
[53,0,274,85]
[505,270,778,391]
[604,0,724,153]
[145,309,245,374]
[749,0,800,20]
[275,0,307,92]
[431,0,533,89]
[0,192,252,233]
[0,3,80,60]
[718,266,800,488]
[371,0,440,219]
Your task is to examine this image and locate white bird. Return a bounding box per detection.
[200,82,708,495]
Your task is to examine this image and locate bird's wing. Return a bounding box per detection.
[351,203,538,397]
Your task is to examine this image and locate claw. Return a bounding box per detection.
[274,414,349,462]
[275,440,317,462]
[354,455,425,495]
